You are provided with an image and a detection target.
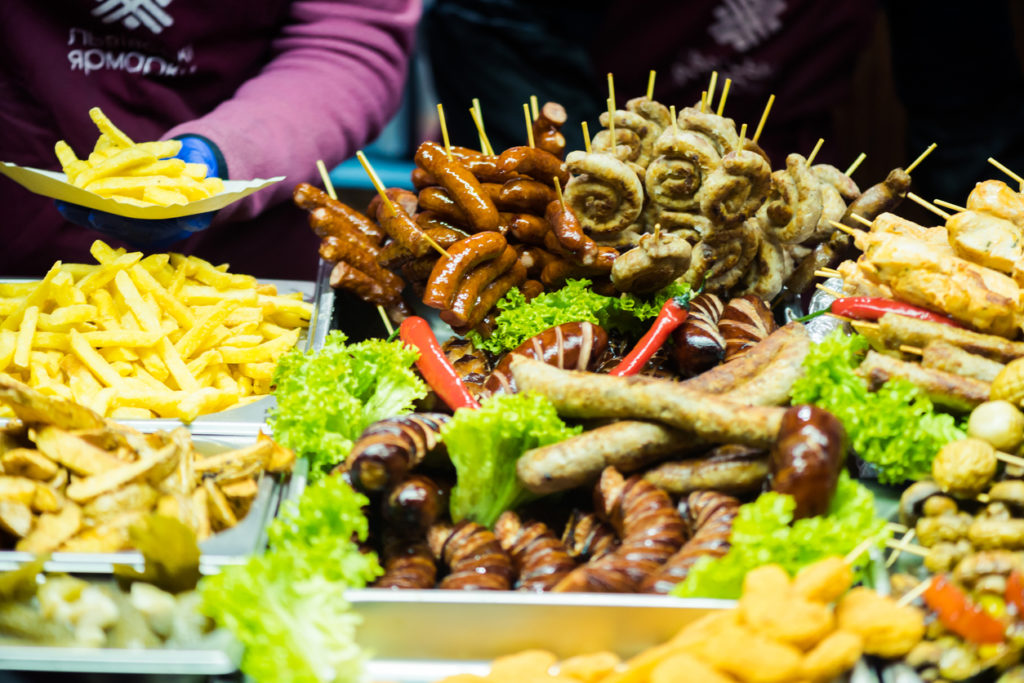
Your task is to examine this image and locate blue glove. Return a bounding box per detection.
[55,135,225,249]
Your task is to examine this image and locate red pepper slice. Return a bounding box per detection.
[399,316,480,411]
[830,296,962,328]
[609,297,690,377]
[923,574,1005,644]
[1006,571,1024,616]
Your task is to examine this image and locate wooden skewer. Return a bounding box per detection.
[885,539,928,558]
[752,93,775,144]
[530,95,539,121]
[700,90,708,114]
[829,220,865,238]
[553,176,565,207]
[907,192,951,220]
[469,107,494,157]
[900,344,924,355]
[670,105,678,136]
[646,69,657,100]
[607,98,615,151]
[738,123,748,147]
[887,522,909,533]
[653,222,662,240]
[436,103,453,162]
[849,213,873,227]
[844,152,867,177]
[905,142,937,175]
[524,103,535,149]
[997,450,1024,468]
[897,577,933,607]
[843,535,879,565]
[988,157,1024,186]
[707,71,719,112]
[886,528,916,568]
[582,121,592,154]
[816,283,845,299]
[357,151,449,259]
[814,268,841,279]
[849,319,881,331]
[716,78,732,117]
[934,198,966,213]
[607,72,616,112]
[806,138,825,166]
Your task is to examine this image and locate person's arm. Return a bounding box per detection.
[165,0,419,221]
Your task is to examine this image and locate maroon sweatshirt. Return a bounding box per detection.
[0,0,418,278]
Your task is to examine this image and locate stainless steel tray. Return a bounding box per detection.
[0,441,308,575]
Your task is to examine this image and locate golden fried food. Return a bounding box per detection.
[799,630,863,681]
[650,652,737,683]
[791,556,853,604]
[836,586,925,658]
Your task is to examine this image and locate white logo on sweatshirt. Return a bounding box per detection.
[92,0,174,35]
[709,0,786,51]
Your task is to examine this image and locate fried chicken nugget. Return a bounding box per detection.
[792,556,853,604]
[557,652,621,683]
[799,630,864,681]
[836,587,925,658]
[491,650,558,678]
[650,652,737,683]
[692,622,804,683]
[738,568,834,650]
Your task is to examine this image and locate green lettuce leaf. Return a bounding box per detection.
[790,329,964,484]
[268,331,427,480]
[200,476,380,683]
[671,472,888,599]
[445,392,581,527]
[468,279,691,355]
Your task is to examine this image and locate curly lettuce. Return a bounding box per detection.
[445,392,581,527]
[672,472,888,599]
[468,279,691,355]
[789,330,964,484]
[200,476,380,683]
[269,331,427,480]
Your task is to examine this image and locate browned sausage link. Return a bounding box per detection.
[533,101,568,160]
[671,292,726,377]
[338,413,451,492]
[411,167,438,190]
[498,146,571,186]
[521,278,545,300]
[383,474,451,539]
[516,245,558,279]
[328,261,400,306]
[562,510,619,562]
[540,248,617,288]
[503,213,551,245]
[640,491,740,594]
[380,221,467,270]
[443,245,519,328]
[308,207,379,252]
[718,294,778,362]
[401,256,438,284]
[498,179,558,214]
[374,535,438,589]
[462,260,528,329]
[771,405,847,520]
[415,141,500,232]
[416,212,469,238]
[544,200,598,263]
[495,511,576,592]
[841,167,911,226]
[553,468,686,592]
[483,321,610,397]
[418,187,471,226]
[294,183,385,244]
[422,232,508,309]
[318,236,404,292]
[374,198,435,259]
[367,187,419,219]
[429,520,514,590]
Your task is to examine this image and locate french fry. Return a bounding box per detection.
[204,479,238,531]
[65,440,179,502]
[113,270,161,332]
[0,501,33,538]
[16,503,81,553]
[88,106,134,148]
[174,299,239,360]
[0,477,39,505]
[60,509,142,552]
[135,140,182,158]
[1,449,59,480]
[33,426,124,476]
[69,328,123,388]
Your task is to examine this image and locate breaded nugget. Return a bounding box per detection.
[650,652,738,683]
[693,622,804,683]
[799,630,864,681]
[836,587,925,658]
[792,556,853,604]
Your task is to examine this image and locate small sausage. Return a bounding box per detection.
[416,212,468,237]
[423,232,508,309]
[415,141,500,232]
[498,179,558,214]
[383,474,451,539]
[562,510,618,562]
[328,261,400,306]
[671,293,726,377]
[429,520,514,590]
[841,167,911,227]
[502,213,551,245]
[380,222,466,270]
[544,200,596,261]
[533,101,568,160]
[340,413,450,493]
[374,198,435,259]
[516,245,559,279]
[495,511,576,591]
[411,167,438,190]
[374,536,438,589]
[483,321,609,397]
[318,235,404,292]
[293,182,385,244]
[462,260,527,329]
[643,445,770,496]
[418,186,471,226]
[539,248,617,288]
[443,245,518,327]
[308,207,379,252]
[770,405,847,520]
[498,146,571,186]
[367,187,418,219]
[718,295,778,362]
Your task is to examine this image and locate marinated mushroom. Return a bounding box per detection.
[932,439,999,498]
[968,400,1024,452]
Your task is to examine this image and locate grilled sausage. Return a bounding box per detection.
[483,321,609,397]
[340,413,450,493]
[417,186,471,227]
[718,295,777,362]
[328,261,400,306]
[841,167,911,227]
[462,260,527,329]
[383,474,451,539]
[367,187,418,219]
[318,235,404,292]
[771,405,847,519]
[495,511,576,591]
[374,198,436,259]
[857,350,990,413]
[497,179,558,215]
[498,146,571,186]
[553,468,686,592]
[293,182,384,244]
[640,491,740,594]
[502,213,551,245]
[545,200,598,263]
[423,232,508,309]
[307,206,380,252]
[374,535,438,589]
[415,141,500,232]
[429,520,513,590]
[671,293,726,377]
[643,445,770,496]
[442,245,519,328]
[562,510,619,562]
[533,101,568,159]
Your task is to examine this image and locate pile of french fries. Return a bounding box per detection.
[0,377,295,552]
[0,240,312,421]
[55,107,224,207]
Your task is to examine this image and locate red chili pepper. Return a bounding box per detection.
[830,297,962,328]
[1006,571,1024,615]
[923,574,1005,644]
[609,297,690,377]
[399,316,480,411]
